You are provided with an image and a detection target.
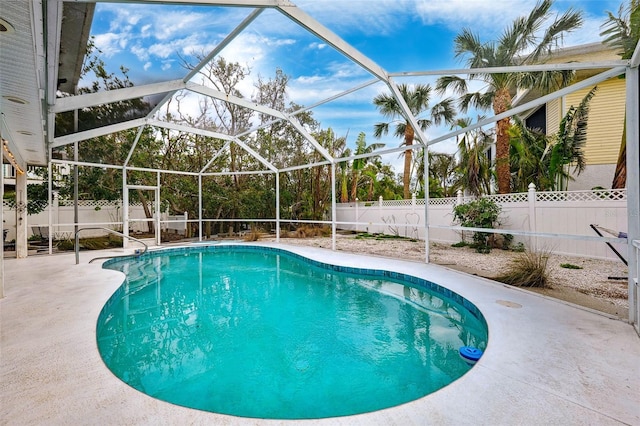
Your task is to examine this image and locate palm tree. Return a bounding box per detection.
[454,118,494,197]
[430,152,461,197]
[415,150,460,198]
[361,162,382,201]
[508,117,552,191]
[436,0,583,194]
[601,0,640,188]
[373,83,455,199]
[350,132,384,201]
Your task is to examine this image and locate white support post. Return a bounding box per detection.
[47,162,53,255]
[424,147,430,263]
[15,171,28,259]
[528,183,538,252]
[122,168,129,249]
[155,172,161,246]
[198,174,203,241]
[276,173,280,242]
[331,163,336,251]
[0,161,4,298]
[626,66,639,330]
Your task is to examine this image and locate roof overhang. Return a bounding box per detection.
[0,0,93,168]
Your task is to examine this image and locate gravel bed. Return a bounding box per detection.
[264,234,629,316]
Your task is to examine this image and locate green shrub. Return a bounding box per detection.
[512,242,526,252]
[451,241,468,248]
[560,263,583,269]
[501,234,514,250]
[453,198,502,253]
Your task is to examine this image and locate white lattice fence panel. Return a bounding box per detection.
[486,193,528,203]
[57,199,146,207]
[381,199,412,206]
[536,189,627,202]
[428,198,457,206]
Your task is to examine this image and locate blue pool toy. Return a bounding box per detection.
[459,346,483,365]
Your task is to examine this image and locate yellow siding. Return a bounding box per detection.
[546,98,561,135]
[562,78,625,165]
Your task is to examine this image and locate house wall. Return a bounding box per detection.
[564,77,626,166]
[527,43,626,190]
[547,98,562,136]
[568,164,616,191]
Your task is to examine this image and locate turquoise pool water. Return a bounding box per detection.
[97,246,488,419]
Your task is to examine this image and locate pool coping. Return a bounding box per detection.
[1,242,639,425]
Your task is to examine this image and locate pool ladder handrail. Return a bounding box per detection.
[74,227,149,264]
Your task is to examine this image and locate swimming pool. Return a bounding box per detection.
[97,245,488,419]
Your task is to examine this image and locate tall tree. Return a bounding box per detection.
[373,84,455,199]
[349,132,384,201]
[427,152,460,198]
[436,0,583,194]
[508,117,551,191]
[454,118,494,197]
[601,0,640,188]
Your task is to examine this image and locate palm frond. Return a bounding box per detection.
[454,28,484,64]
[394,123,407,140]
[430,98,457,126]
[372,93,403,118]
[373,122,389,139]
[528,8,583,63]
[459,92,492,111]
[435,75,468,96]
[600,0,640,59]
[416,118,433,132]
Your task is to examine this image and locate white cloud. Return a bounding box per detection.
[295,0,410,36]
[93,33,124,58]
[416,0,537,31]
[131,45,149,62]
[309,42,327,50]
[143,62,152,71]
[151,11,210,41]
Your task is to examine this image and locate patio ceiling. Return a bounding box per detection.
[0,1,93,168]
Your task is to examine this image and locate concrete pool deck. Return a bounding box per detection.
[1,242,639,425]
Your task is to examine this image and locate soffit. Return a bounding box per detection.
[0,0,46,166]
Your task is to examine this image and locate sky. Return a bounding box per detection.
[88,0,623,170]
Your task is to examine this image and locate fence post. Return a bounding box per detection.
[378,196,383,234]
[457,189,463,206]
[184,211,189,238]
[528,183,537,251]
[354,198,358,233]
[53,191,59,235]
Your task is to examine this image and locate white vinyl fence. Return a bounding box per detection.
[336,187,628,261]
[3,197,187,241]
[3,188,627,261]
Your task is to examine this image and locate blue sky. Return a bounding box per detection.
[89,0,622,165]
